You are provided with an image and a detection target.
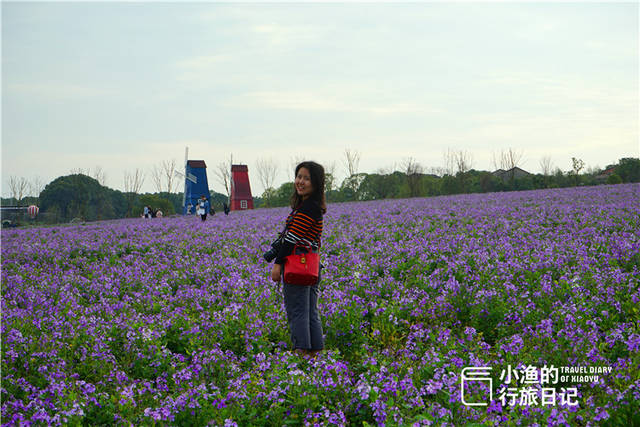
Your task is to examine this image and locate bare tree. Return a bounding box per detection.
[402,157,424,197]
[342,149,362,197]
[92,166,107,186]
[123,169,145,194]
[255,157,279,205]
[70,168,86,176]
[123,169,145,216]
[162,159,178,193]
[454,150,474,175]
[343,149,361,178]
[539,156,554,176]
[452,150,474,193]
[324,162,337,192]
[443,148,456,176]
[586,165,601,175]
[492,148,524,177]
[429,166,447,177]
[505,148,524,170]
[289,155,306,174]
[214,155,233,198]
[9,176,29,205]
[402,157,424,175]
[29,176,46,198]
[151,164,163,193]
[506,148,523,181]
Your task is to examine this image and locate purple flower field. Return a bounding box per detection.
[2,184,639,426]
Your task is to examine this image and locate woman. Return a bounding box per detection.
[271,161,326,358]
[197,195,210,221]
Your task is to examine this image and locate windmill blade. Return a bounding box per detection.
[175,169,197,183]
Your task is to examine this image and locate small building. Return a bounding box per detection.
[492,167,532,181]
[595,166,617,183]
[230,164,254,210]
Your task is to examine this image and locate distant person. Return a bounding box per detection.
[197,195,210,221]
[156,210,163,218]
[269,161,326,359]
[143,205,150,219]
[187,203,193,215]
[223,202,230,216]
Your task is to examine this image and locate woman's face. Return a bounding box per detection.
[295,167,314,199]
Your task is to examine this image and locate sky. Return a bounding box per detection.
[2,1,639,197]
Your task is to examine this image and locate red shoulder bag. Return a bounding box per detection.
[283,245,320,286]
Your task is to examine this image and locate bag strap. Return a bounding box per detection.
[292,243,316,254]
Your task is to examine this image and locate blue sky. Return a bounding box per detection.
[2,1,638,196]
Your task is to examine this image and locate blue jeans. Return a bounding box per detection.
[282,280,324,351]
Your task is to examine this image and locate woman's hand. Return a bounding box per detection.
[271,263,282,282]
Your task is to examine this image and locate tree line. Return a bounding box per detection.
[2,154,638,224]
[260,156,639,207]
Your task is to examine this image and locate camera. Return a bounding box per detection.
[263,237,283,262]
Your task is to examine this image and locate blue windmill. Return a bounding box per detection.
[176,148,211,214]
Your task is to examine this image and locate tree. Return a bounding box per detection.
[571,157,585,175]
[151,160,179,193]
[29,176,46,200]
[70,167,86,175]
[492,148,524,181]
[607,174,623,185]
[454,150,474,192]
[8,176,29,205]
[342,149,362,197]
[340,173,367,201]
[477,171,500,193]
[70,166,107,186]
[442,148,456,176]
[273,182,295,207]
[151,164,163,193]
[92,166,107,186]
[214,155,233,200]
[429,166,447,177]
[124,169,145,194]
[402,157,424,197]
[255,157,279,206]
[289,155,306,173]
[163,160,178,193]
[616,157,640,182]
[40,174,113,222]
[358,174,387,200]
[493,148,524,170]
[441,174,460,194]
[123,169,145,216]
[343,149,361,178]
[571,157,585,185]
[324,162,337,192]
[539,156,554,176]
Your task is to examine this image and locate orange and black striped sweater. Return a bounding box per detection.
[275,198,323,265]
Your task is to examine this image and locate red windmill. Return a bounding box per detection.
[230,164,254,210]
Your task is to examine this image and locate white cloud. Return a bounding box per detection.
[225,90,443,115]
[249,22,324,49]
[6,82,110,99]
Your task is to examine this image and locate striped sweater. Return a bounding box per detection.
[275,198,323,264]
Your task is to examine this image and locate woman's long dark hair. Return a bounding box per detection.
[290,161,327,214]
